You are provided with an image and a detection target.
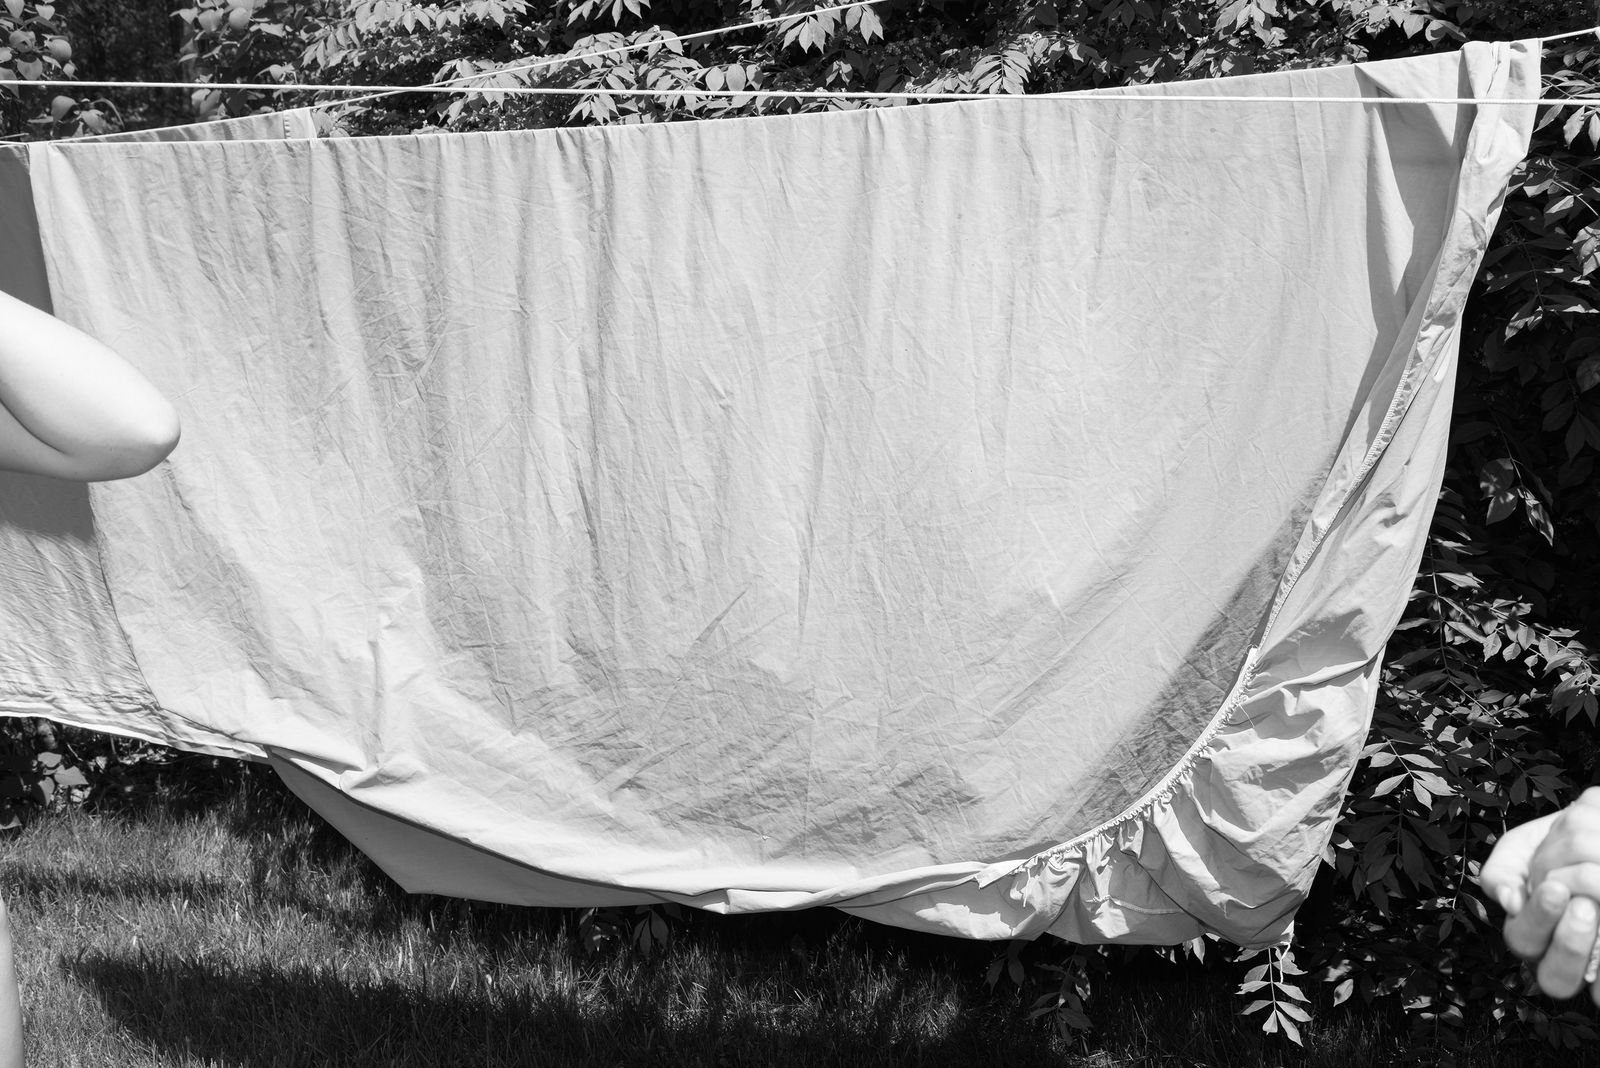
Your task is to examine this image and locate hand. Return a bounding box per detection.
[1481,809,1559,917]
[1482,789,1600,1001]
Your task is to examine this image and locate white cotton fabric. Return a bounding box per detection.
[0,108,319,314]
[84,107,321,142]
[0,42,1535,946]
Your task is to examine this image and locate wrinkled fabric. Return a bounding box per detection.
[0,108,319,312]
[0,42,1535,946]
[0,108,321,735]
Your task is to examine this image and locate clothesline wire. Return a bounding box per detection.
[8,79,1600,105]
[0,0,890,128]
[1540,25,1600,42]
[323,0,883,111]
[0,20,1594,108]
[344,17,1593,111]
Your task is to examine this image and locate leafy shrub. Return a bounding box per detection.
[0,0,123,135]
[0,718,86,830]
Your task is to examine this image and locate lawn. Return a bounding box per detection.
[3,758,1592,1067]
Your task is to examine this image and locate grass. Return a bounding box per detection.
[1,761,1595,1067]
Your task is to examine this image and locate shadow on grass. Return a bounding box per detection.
[65,949,1053,1068]
[8,867,231,908]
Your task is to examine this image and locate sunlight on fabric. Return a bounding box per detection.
[0,40,1539,950]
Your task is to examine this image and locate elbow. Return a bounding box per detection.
[128,409,182,477]
[82,404,181,482]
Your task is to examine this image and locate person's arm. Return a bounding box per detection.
[0,897,22,1068]
[0,291,179,1067]
[0,289,179,481]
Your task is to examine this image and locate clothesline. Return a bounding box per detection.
[7,78,1600,105]
[1540,25,1600,42]
[326,0,885,111]
[350,19,1600,108]
[284,18,1600,111]
[0,17,1594,110]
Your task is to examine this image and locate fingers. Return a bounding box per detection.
[1537,895,1600,1000]
[1520,865,1600,1002]
[1483,812,1561,915]
[1507,879,1572,961]
[1488,796,1600,1003]
[1529,803,1600,889]
[1535,863,1600,902]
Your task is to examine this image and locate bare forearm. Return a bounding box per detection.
[0,897,21,1068]
[0,289,179,481]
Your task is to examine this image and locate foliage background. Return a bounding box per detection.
[3,0,1600,1055]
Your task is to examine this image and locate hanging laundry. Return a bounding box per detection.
[0,41,1536,946]
[0,106,318,312]
[0,106,326,735]
[84,107,321,143]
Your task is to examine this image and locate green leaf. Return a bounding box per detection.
[1576,225,1600,277]
[1564,108,1588,145]
[1578,356,1600,392]
[1373,773,1406,797]
[1567,414,1588,458]
[855,4,883,41]
[1479,457,1515,496]
[1522,494,1555,544]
